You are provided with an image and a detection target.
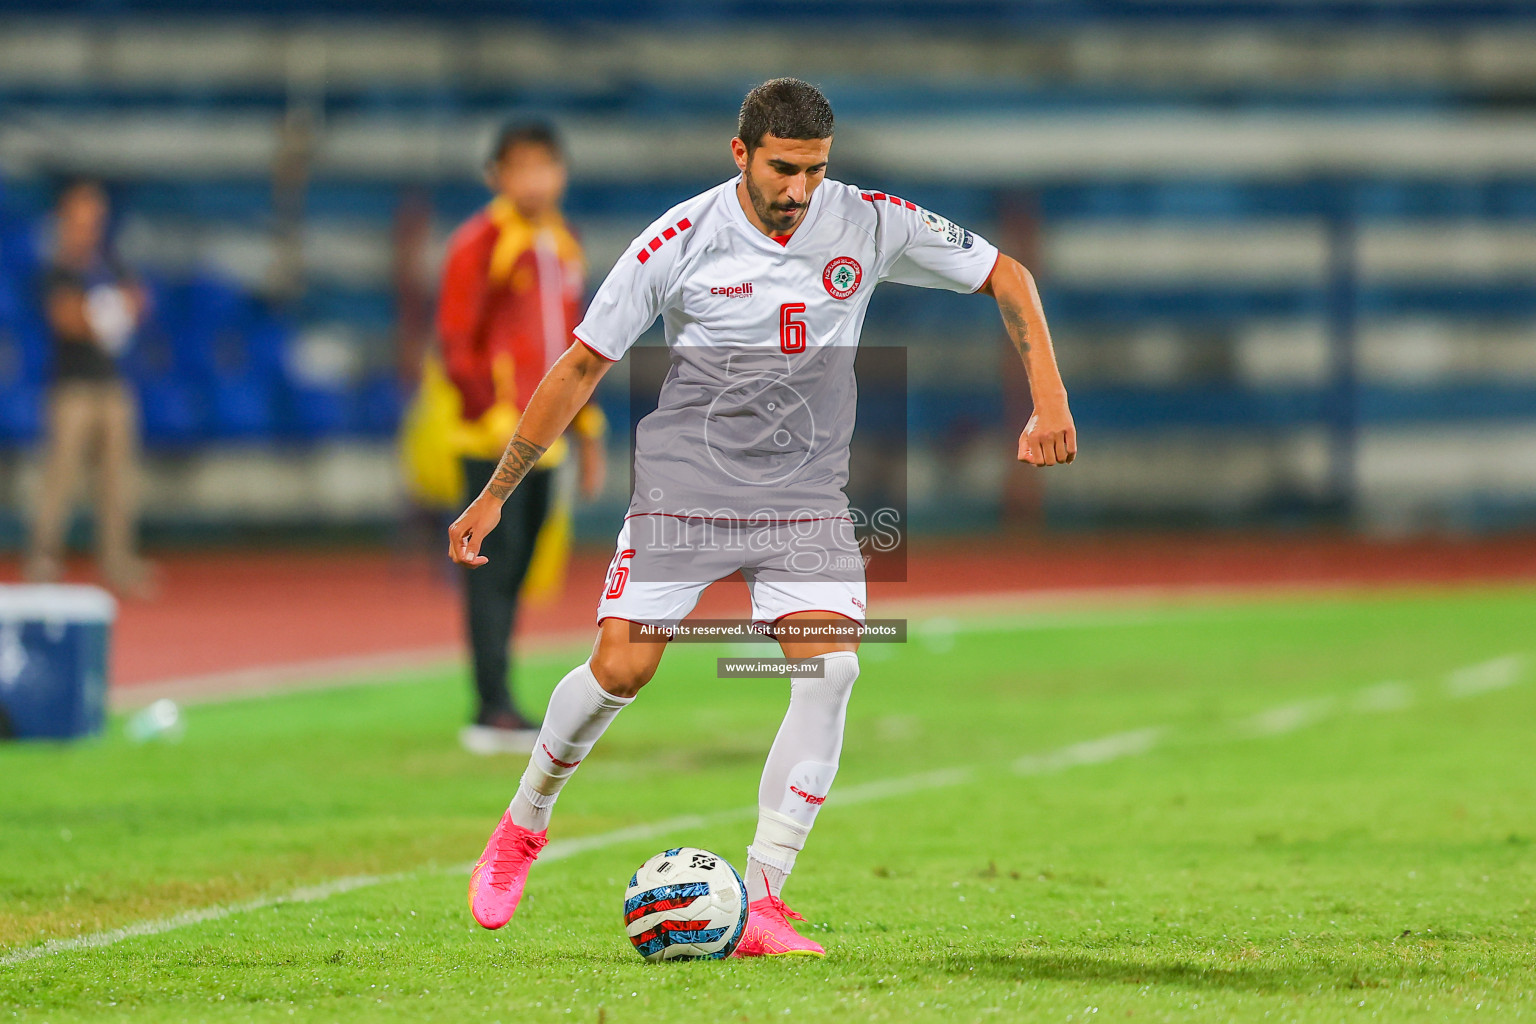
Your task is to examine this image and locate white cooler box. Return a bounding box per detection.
[0,585,116,740]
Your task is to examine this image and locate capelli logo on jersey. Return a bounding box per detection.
[710,282,754,299]
[789,785,827,806]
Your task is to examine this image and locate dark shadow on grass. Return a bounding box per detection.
[904,951,1356,994]
[539,947,1303,989]
[516,943,1481,995]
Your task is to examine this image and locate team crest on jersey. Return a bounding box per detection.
[822,256,862,300]
[920,209,975,250]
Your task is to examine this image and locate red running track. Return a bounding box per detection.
[3,532,1535,697]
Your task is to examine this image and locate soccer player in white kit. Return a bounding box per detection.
[450,78,1077,956]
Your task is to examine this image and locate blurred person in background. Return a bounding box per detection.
[25,178,154,597]
[438,121,607,755]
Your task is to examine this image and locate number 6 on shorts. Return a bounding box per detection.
[605,548,635,599]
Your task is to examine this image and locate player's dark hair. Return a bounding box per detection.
[736,78,834,154]
[488,120,564,166]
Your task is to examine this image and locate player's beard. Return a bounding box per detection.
[744,171,806,235]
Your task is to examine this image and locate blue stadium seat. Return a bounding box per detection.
[1362,385,1536,425]
[1489,181,1536,219]
[0,213,46,391]
[353,373,404,437]
[0,381,42,443]
[136,378,208,444]
[1152,182,1245,219]
[177,274,252,379]
[0,268,18,324]
[1362,284,1536,317]
[0,215,38,281]
[308,182,408,220]
[1071,386,1328,431]
[115,277,296,445]
[865,284,996,330]
[122,181,272,222]
[907,388,1004,437]
[1045,286,1322,323]
[126,277,189,382]
[283,383,353,438]
[297,286,394,336]
[208,375,277,438]
[0,312,49,385]
[241,312,291,379]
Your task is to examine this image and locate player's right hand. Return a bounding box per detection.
[1018,405,1077,468]
[448,495,502,567]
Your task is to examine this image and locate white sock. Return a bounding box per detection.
[746,651,859,902]
[507,662,632,832]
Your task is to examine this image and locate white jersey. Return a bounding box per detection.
[574,176,999,520]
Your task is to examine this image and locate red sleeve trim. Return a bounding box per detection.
[973,250,1004,294]
[574,333,619,363]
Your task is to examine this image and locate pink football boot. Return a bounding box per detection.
[730,895,826,957]
[467,809,548,929]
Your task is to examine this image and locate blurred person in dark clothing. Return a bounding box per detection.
[26,179,154,597]
[438,122,607,754]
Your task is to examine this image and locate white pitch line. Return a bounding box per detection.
[831,766,978,806]
[543,811,734,863]
[906,597,1360,647]
[1352,681,1415,714]
[9,649,1528,968]
[1236,698,1337,738]
[1445,654,1526,699]
[1012,727,1164,775]
[109,647,463,711]
[0,871,408,968]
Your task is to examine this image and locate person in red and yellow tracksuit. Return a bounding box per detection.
[438,121,606,754]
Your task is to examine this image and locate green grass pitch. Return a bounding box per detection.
[2,585,1534,1022]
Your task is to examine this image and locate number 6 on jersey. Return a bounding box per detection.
[779,302,806,354]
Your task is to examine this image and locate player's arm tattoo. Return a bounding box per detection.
[486,433,548,500]
[998,296,1032,359]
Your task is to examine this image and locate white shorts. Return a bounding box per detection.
[596,514,867,627]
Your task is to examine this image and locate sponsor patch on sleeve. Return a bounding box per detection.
[919,209,974,250]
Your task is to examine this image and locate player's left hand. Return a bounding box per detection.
[448,495,503,567]
[1018,406,1077,467]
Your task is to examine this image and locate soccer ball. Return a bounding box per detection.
[622,847,747,961]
